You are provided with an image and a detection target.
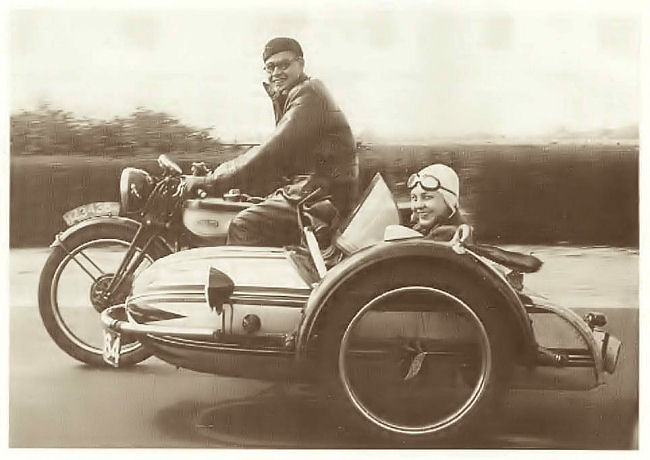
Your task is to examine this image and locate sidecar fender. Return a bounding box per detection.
[296,240,538,364]
[50,216,175,254]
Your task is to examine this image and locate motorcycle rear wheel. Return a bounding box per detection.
[38,223,171,367]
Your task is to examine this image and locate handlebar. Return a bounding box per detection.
[159,155,261,203]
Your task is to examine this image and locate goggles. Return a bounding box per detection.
[407,173,456,195]
[263,57,300,74]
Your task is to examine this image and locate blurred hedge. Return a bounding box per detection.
[10,143,638,247]
[10,104,221,157]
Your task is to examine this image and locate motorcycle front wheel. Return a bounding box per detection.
[38,222,171,366]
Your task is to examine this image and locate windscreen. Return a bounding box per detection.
[334,173,400,254]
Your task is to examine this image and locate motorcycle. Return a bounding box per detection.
[38,154,261,366]
[99,172,622,443]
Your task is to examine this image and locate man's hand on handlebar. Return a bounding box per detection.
[183,175,209,198]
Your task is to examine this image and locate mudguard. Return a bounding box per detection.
[50,215,175,254]
[295,239,539,364]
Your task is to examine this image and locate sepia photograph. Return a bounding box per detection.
[5,0,642,452]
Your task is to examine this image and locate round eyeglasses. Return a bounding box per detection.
[263,57,300,74]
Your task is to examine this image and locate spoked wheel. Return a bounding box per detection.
[38,223,170,366]
[319,263,514,444]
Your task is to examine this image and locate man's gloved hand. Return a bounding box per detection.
[183,160,237,197]
[183,175,210,197]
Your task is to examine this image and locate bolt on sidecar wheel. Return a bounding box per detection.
[318,263,514,444]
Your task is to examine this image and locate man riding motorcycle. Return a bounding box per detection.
[186,37,359,247]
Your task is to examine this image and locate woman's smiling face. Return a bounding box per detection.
[410,184,451,228]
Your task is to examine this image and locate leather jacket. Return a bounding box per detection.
[412,209,471,242]
[206,74,359,216]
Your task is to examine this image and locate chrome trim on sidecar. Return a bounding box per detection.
[144,334,305,382]
[148,335,294,354]
[102,304,220,338]
[165,246,289,259]
[129,292,206,302]
[229,294,307,307]
[102,304,295,351]
[128,287,310,309]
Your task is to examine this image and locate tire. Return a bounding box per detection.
[38,222,171,367]
[317,261,515,444]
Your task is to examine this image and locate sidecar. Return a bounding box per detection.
[101,174,621,443]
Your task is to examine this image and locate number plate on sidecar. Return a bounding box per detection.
[63,202,121,227]
[103,328,121,368]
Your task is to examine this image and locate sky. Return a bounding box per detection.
[8,1,642,142]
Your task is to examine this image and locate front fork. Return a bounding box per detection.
[102,223,161,304]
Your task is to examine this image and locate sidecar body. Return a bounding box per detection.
[101,174,621,442]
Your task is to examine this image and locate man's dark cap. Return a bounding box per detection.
[263,37,303,61]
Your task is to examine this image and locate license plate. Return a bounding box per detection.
[63,202,121,227]
[103,328,121,368]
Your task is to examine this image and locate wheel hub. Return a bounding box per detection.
[339,286,492,435]
[89,274,117,312]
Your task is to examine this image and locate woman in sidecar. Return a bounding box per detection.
[407,163,471,242]
[100,169,621,444]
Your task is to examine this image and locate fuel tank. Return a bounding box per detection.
[181,199,251,243]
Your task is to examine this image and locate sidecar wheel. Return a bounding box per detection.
[318,262,514,444]
[38,223,170,367]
